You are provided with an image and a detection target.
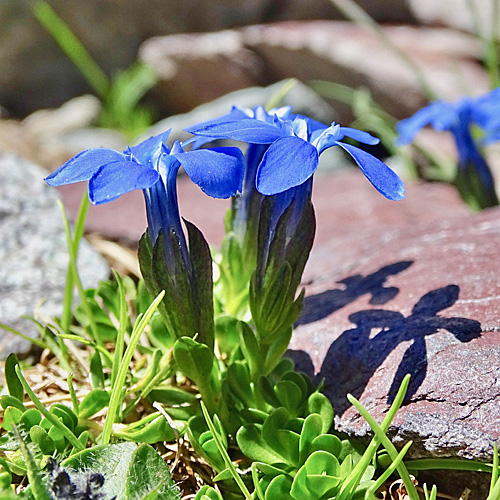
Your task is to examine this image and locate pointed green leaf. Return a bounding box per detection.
[184,219,214,349]
[4,354,23,402]
[90,350,105,390]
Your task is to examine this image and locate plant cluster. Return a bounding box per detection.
[0,94,498,500]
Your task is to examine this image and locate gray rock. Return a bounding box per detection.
[23,95,101,138]
[0,151,109,359]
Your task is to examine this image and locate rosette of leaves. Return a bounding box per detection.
[224,356,318,422]
[236,394,374,500]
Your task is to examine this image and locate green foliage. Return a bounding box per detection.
[32,1,156,140]
[194,486,225,500]
[61,442,180,500]
[138,227,215,350]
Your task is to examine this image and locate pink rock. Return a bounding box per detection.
[291,201,500,467]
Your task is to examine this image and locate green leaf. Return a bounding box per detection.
[262,328,293,375]
[290,451,340,500]
[173,337,214,385]
[1,395,26,412]
[259,375,281,408]
[298,414,323,465]
[184,219,215,350]
[262,408,299,465]
[114,415,176,444]
[0,457,12,490]
[29,425,55,455]
[19,409,42,430]
[309,434,342,459]
[63,442,181,500]
[2,407,23,432]
[226,361,253,408]
[275,380,304,414]
[49,404,78,432]
[238,321,262,377]
[90,351,105,390]
[307,392,334,434]
[4,354,23,402]
[78,390,110,419]
[236,424,283,464]
[265,474,294,500]
[48,425,67,453]
[187,416,226,472]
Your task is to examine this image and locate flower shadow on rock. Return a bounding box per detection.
[318,283,481,416]
[296,260,414,327]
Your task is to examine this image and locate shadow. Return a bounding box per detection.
[296,260,414,326]
[318,284,481,416]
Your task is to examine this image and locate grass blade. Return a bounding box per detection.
[101,290,165,445]
[32,1,109,97]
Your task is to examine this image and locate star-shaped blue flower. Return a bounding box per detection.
[187,107,405,201]
[396,89,500,208]
[45,131,245,245]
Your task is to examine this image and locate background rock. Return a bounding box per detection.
[0,151,109,359]
[138,21,487,121]
[139,31,263,114]
[0,0,416,117]
[408,0,495,35]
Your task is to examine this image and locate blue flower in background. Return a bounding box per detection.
[187,107,405,201]
[45,131,245,248]
[396,88,500,208]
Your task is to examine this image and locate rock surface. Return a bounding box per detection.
[290,198,500,499]
[0,151,109,359]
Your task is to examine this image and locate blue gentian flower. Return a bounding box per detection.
[45,131,245,347]
[396,89,500,208]
[45,131,245,248]
[187,107,405,201]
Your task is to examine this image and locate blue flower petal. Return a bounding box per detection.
[339,127,380,145]
[44,148,125,186]
[128,131,171,168]
[256,136,319,195]
[88,160,160,205]
[186,119,283,144]
[337,142,405,200]
[173,147,245,199]
[395,103,443,145]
